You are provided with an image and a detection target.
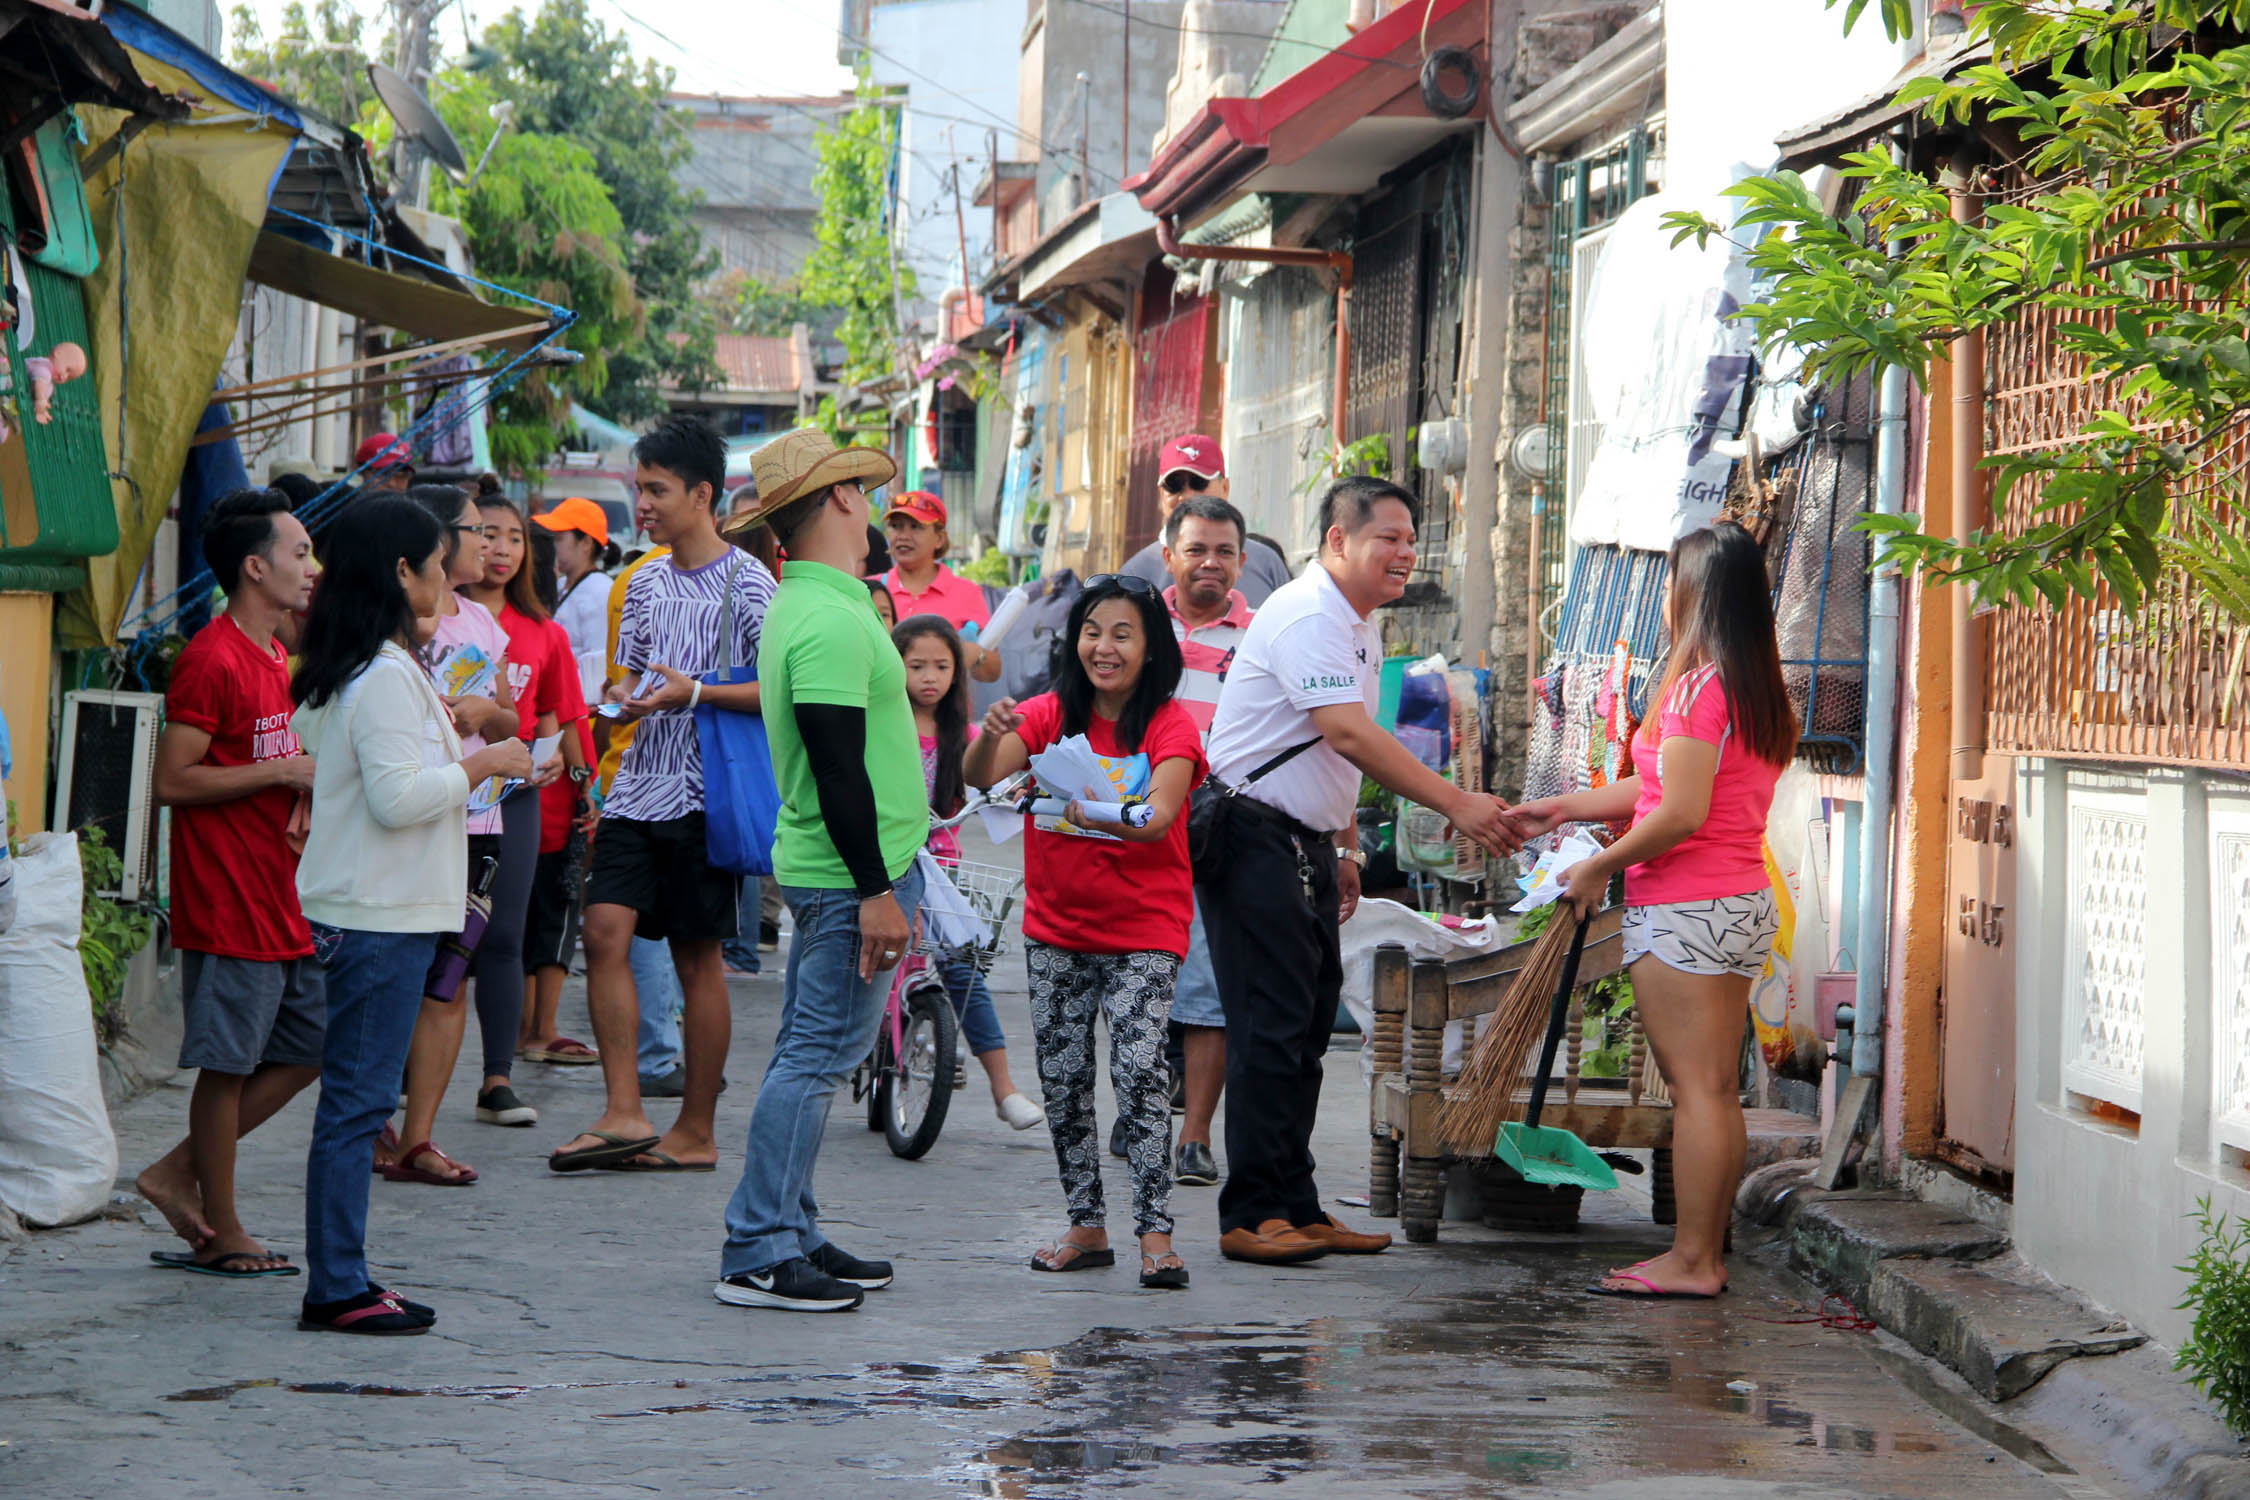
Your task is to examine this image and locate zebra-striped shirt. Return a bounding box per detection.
[605,548,778,824]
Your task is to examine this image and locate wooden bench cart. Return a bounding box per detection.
[1364,909,1820,1242]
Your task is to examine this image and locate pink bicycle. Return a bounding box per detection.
[855,785,1026,1159]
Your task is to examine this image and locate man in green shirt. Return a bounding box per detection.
[714,430,927,1313]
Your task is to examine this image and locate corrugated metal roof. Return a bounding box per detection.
[713,333,799,393]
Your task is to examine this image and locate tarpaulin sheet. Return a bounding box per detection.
[58,58,296,646]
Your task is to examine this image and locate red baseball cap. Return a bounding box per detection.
[1159,433,1224,480]
[888,490,947,528]
[354,431,412,473]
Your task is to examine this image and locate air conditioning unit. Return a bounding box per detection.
[55,690,163,901]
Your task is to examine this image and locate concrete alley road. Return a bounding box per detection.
[0,839,2144,1498]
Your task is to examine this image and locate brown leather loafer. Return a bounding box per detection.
[1219,1219,1330,1265]
[1294,1214,1392,1254]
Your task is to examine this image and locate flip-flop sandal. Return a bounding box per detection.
[150,1249,300,1279]
[298,1293,427,1336]
[525,1038,600,1065]
[548,1130,662,1173]
[377,1141,479,1186]
[1139,1253,1190,1290]
[1585,1271,1725,1300]
[1030,1243,1115,1272]
[597,1150,716,1173]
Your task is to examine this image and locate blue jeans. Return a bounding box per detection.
[719,865,924,1277]
[721,879,762,974]
[631,934,683,1077]
[303,926,440,1303]
[939,954,1005,1055]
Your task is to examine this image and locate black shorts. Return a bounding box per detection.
[524,848,584,974]
[584,813,741,944]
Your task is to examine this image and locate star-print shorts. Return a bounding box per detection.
[1622,890,1781,979]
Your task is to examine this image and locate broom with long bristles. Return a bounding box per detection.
[1439,910,1586,1151]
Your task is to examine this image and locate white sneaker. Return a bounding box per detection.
[996,1092,1044,1130]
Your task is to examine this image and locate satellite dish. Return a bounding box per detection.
[367,62,469,183]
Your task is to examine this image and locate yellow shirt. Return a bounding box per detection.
[595,548,669,797]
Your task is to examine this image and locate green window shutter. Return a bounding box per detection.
[1,242,117,563]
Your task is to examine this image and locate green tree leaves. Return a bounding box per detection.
[799,67,915,444]
[1684,2,2250,622]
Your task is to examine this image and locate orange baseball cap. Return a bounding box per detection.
[887,490,946,528]
[533,496,609,548]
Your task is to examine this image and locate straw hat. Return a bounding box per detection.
[723,429,897,536]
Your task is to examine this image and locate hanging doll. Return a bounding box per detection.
[26,340,86,423]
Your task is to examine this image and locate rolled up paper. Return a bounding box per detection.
[979,586,1031,652]
[1025,795,1153,828]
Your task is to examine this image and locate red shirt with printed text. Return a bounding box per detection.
[164,617,313,959]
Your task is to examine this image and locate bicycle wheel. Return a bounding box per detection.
[882,975,957,1159]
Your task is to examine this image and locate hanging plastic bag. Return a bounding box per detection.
[0,833,121,1226]
[1749,764,1828,1082]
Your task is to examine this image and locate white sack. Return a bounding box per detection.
[0,833,120,1227]
[1339,899,1505,1083]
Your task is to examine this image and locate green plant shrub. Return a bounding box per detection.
[2178,1196,2250,1437]
[77,827,154,1041]
[958,548,1012,587]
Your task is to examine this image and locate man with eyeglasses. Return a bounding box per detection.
[1119,435,1293,606]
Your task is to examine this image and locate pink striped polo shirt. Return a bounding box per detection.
[1165,585,1255,739]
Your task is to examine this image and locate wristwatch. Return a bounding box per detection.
[1337,847,1368,869]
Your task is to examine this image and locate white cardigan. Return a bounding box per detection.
[292,642,471,934]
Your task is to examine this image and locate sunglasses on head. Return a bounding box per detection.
[1083,573,1161,599]
[1160,471,1213,495]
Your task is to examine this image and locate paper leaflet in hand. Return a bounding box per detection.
[468,732,561,814]
[1026,796,1152,828]
[1025,735,1140,842]
[914,851,988,948]
[430,643,498,702]
[1510,831,1605,913]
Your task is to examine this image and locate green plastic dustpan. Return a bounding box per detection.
[1493,911,1619,1192]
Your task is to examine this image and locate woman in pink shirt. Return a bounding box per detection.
[1512,523,1796,1300]
[881,491,1001,682]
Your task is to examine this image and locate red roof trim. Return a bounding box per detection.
[1129,0,1486,222]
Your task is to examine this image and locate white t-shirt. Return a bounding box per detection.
[1204,563,1379,833]
[552,568,614,703]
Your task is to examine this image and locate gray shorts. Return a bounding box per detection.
[1169,902,1226,1028]
[177,950,327,1076]
[1621,891,1781,980]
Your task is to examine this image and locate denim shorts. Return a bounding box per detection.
[177,950,327,1075]
[1168,902,1226,1028]
[1622,890,1781,980]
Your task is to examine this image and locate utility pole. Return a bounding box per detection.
[951,154,973,330]
[389,0,443,209]
[1121,0,1130,185]
[1075,72,1091,209]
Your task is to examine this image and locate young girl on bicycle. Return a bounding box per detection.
[964,575,1204,1290]
[894,614,1042,1131]
[1510,523,1796,1300]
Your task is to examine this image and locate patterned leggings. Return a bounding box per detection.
[1026,942,1180,1237]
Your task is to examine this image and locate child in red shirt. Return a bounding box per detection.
[965,575,1204,1290]
[136,489,322,1278]
[521,518,600,1063]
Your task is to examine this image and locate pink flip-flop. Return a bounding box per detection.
[1585,1271,1724,1299]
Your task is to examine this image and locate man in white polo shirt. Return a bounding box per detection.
[1201,475,1523,1265]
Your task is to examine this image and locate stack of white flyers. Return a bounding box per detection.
[1025,735,1144,841]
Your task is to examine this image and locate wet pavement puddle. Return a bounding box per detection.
[158,1283,2106,1496]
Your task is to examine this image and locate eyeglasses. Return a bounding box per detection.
[449,524,482,538]
[1084,573,1160,599]
[1160,471,1214,495]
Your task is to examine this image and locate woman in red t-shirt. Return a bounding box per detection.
[520,519,600,1065]
[965,575,1204,1290]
